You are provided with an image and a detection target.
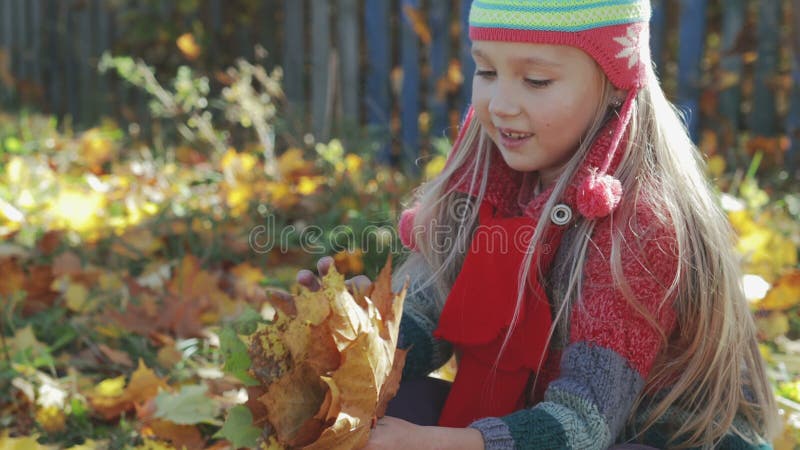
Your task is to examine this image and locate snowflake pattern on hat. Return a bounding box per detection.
[614,25,644,69]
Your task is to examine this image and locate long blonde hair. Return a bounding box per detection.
[394,63,779,447]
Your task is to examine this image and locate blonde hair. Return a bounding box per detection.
[394,64,779,447]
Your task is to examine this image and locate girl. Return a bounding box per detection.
[301,0,778,448]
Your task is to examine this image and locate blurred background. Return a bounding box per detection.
[1,1,800,449]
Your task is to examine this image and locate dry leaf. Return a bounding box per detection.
[758,271,800,311]
[52,252,82,278]
[249,259,407,449]
[143,419,205,450]
[88,360,168,420]
[402,5,432,45]
[262,364,329,447]
[376,349,408,418]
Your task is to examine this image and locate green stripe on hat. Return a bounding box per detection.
[469,0,650,32]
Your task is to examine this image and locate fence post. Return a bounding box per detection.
[750,0,780,137]
[676,0,707,142]
[95,0,111,120]
[30,0,42,90]
[719,0,745,167]
[337,0,359,125]
[283,0,305,122]
[65,4,79,123]
[428,0,449,143]
[15,0,27,84]
[787,0,800,174]
[364,0,391,165]
[311,0,331,142]
[399,0,420,174]
[1,0,13,106]
[460,0,474,117]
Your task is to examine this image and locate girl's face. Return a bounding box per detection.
[471,40,607,186]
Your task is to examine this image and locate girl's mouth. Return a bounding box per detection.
[500,129,533,139]
[498,128,534,148]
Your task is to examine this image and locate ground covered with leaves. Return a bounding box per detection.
[0,110,799,449]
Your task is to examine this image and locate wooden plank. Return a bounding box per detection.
[428,0,449,140]
[95,0,111,120]
[15,0,27,82]
[311,0,331,141]
[337,0,359,123]
[400,0,420,174]
[283,0,305,117]
[787,0,800,173]
[649,0,665,74]
[460,0,474,115]
[65,3,79,122]
[364,0,391,164]
[208,0,222,64]
[45,0,64,117]
[718,0,745,166]
[676,0,707,142]
[78,0,93,125]
[260,0,280,67]
[30,0,42,88]
[750,0,780,136]
[1,0,14,105]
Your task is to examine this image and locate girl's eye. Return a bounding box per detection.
[475,70,496,78]
[525,79,552,88]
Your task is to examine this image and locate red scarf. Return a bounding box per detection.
[434,199,561,427]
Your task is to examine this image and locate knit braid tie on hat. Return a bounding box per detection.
[398,0,652,250]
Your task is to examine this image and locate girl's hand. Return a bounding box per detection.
[364,417,485,450]
[297,256,372,295]
[364,417,429,449]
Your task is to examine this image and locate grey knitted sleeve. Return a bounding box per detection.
[393,263,454,380]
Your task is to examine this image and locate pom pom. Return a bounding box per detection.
[576,172,622,219]
[398,204,419,250]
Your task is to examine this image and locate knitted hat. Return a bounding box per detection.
[399,0,652,250]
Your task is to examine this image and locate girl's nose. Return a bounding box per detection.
[488,85,521,117]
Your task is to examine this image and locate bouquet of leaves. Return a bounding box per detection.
[240,259,407,449]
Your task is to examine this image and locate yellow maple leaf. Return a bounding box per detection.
[758,271,800,311]
[424,155,447,181]
[88,360,168,420]
[333,249,364,275]
[111,228,162,259]
[0,431,52,450]
[297,176,323,196]
[64,283,90,312]
[35,405,66,433]
[176,33,201,60]
[277,147,311,178]
[0,257,25,297]
[7,325,49,362]
[402,5,432,44]
[79,128,116,171]
[65,439,104,450]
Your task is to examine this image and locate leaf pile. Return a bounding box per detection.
[244,259,408,449]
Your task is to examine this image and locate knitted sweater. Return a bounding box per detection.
[396,203,771,450]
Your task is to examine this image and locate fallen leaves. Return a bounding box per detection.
[245,259,407,449]
[88,360,167,421]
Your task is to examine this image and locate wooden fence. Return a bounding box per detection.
[1,0,799,172]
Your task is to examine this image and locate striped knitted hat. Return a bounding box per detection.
[398,0,652,250]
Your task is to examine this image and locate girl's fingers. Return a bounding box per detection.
[297,269,321,291]
[317,256,334,277]
[346,275,372,295]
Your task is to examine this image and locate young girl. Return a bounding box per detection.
[301,0,779,448]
